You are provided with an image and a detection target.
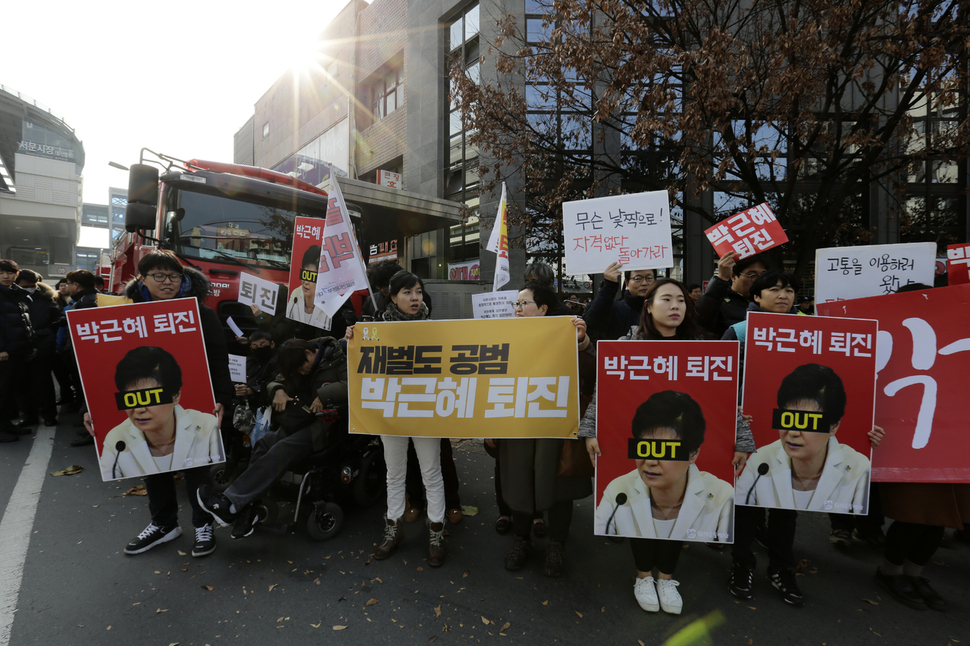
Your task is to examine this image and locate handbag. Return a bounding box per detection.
[232,400,255,434]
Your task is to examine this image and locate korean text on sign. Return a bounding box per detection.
[947,243,970,285]
[74,309,196,344]
[814,242,936,304]
[704,203,788,259]
[751,326,872,358]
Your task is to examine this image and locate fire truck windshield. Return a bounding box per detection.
[163,187,323,269]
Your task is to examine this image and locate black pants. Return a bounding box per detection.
[406,438,460,509]
[831,483,884,532]
[145,466,213,529]
[511,500,573,543]
[224,427,314,510]
[732,506,797,570]
[630,538,683,575]
[0,358,22,430]
[52,352,76,401]
[18,355,56,421]
[884,522,945,567]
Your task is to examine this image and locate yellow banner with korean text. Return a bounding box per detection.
[349,317,580,438]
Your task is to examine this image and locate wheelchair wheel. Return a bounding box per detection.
[210,463,236,494]
[307,502,343,541]
[353,448,387,508]
[254,493,279,525]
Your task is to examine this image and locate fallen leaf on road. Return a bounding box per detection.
[460,505,479,517]
[201,586,214,591]
[366,598,378,607]
[638,641,645,646]
[269,584,278,591]
[124,485,147,496]
[417,567,424,572]
[860,599,879,605]
[434,605,442,618]
[156,609,168,614]
[333,625,347,631]
[178,551,186,556]
[575,611,583,618]
[311,623,321,628]
[542,600,548,606]
[463,570,469,578]
[481,617,489,625]
[429,637,437,643]
[51,465,83,476]
[500,622,511,632]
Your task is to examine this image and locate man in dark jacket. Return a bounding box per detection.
[15,270,63,427]
[0,259,35,442]
[197,336,347,539]
[694,251,767,338]
[583,262,655,342]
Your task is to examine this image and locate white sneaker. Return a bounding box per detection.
[634,576,659,612]
[656,578,682,614]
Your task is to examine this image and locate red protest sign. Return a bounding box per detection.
[704,203,789,259]
[594,340,739,543]
[286,215,332,328]
[68,299,221,482]
[946,243,970,285]
[739,312,877,515]
[818,283,970,482]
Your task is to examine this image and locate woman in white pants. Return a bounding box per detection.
[346,270,446,566]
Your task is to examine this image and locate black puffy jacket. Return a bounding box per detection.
[0,283,35,357]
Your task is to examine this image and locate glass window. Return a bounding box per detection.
[450,17,463,51]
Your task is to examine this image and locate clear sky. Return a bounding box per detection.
[3,0,354,210]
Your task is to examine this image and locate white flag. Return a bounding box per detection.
[313,176,369,318]
[485,182,511,291]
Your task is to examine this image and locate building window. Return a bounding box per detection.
[262,122,270,139]
[372,68,403,120]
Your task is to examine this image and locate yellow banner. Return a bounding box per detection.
[349,317,580,438]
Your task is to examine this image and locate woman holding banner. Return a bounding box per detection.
[581,278,751,615]
[488,281,593,578]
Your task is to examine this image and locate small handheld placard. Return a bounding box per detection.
[115,387,174,411]
[771,409,834,433]
[627,439,688,461]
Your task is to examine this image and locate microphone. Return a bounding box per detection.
[112,441,127,480]
[606,492,628,539]
[745,463,769,505]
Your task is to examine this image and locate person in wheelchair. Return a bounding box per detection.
[198,336,347,539]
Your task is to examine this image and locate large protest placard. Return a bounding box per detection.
[739,312,877,514]
[562,190,672,275]
[313,178,370,318]
[238,271,283,316]
[471,290,517,319]
[348,317,579,438]
[593,340,739,543]
[704,203,789,259]
[286,216,332,329]
[67,299,222,482]
[946,243,970,285]
[814,242,936,304]
[818,283,970,482]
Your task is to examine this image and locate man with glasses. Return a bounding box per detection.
[695,252,768,338]
[584,262,657,342]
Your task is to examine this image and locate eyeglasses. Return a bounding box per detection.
[628,276,654,284]
[147,272,182,283]
[512,300,536,309]
[740,271,765,280]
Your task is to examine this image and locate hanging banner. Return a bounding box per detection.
[562,190,673,275]
[704,203,789,259]
[739,312,877,514]
[238,271,283,316]
[818,283,970,482]
[67,299,222,482]
[814,242,936,304]
[313,177,370,318]
[593,340,739,543]
[485,182,511,290]
[286,216,331,329]
[348,317,579,438]
[946,243,970,285]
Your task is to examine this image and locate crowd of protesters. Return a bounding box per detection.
[3,250,966,617]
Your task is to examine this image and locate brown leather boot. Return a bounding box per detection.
[374,517,403,560]
[428,520,445,567]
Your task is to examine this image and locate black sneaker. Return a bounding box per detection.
[192,523,216,557]
[504,535,532,571]
[908,576,946,612]
[767,568,805,607]
[829,528,852,550]
[232,504,259,539]
[125,523,182,555]
[729,562,754,600]
[875,568,925,610]
[196,485,238,527]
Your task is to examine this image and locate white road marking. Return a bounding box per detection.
[0,426,57,646]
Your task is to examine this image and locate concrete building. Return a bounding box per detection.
[0,84,85,280]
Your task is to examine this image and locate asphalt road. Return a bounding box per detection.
[1,414,967,646]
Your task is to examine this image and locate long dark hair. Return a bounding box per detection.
[635,278,703,340]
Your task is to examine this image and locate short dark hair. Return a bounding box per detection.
[302,245,321,270]
[687,283,701,292]
[624,268,656,286]
[66,270,96,290]
[114,346,183,393]
[732,254,767,277]
[15,269,41,284]
[776,364,847,426]
[520,280,558,314]
[138,249,183,276]
[278,338,312,378]
[94,275,105,288]
[631,391,706,454]
[387,270,424,297]
[750,270,798,300]
[524,262,555,287]
[367,260,405,290]
[0,259,19,273]
[55,278,67,288]
[250,330,273,344]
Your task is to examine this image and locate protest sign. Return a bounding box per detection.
[739,312,877,514]
[313,177,370,318]
[238,271,283,316]
[562,190,672,275]
[704,203,788,259]
[228,354,246,382]
[818,283,970,482]
[286,216,332,329]
[348,317,579,438]
[67,299,222,482]
[471,290,517,319]
[946,243,970,285]
[593,340,739,543]
[814,242,936,304]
